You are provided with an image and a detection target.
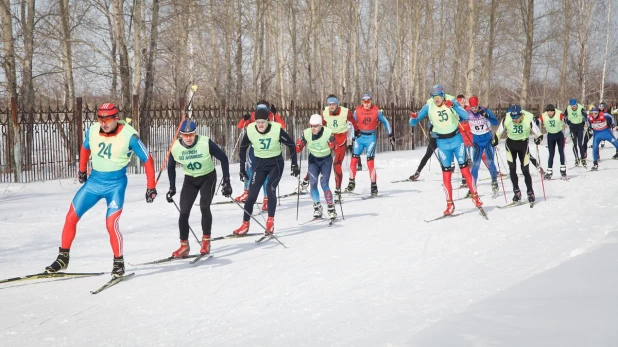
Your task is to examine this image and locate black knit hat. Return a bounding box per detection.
[545,104,555,112]
[255,109,269,121]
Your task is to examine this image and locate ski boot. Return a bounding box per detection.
[443,200,455,216]
[172,240,190,258]
[613,152,618,160]
[313,202,323,218]
[544,168,553,180]
[560,166,567,180]
[327,204,337,220]
[527,191,535,203]
[459,179,467,189]
[233,221,250,236]
[491,180,499,193]
[112,256,125,277]
[581,158,587,169]
[300,179,309,193]
[200,236,211,255]
[512,188,522,202]
[591,161,599,171]
[465,190,472,198]
[234,189,249,202]
[334,189,342,203]
[261,197,269,211]
[370,183,378,196]
[265,217,275,236]
[574,158,580,167]
[45,247,70,273]
[471,193,483,207]
[344,179,356,192]
[409,171,420,181]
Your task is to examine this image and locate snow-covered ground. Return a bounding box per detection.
[1,140,617,347]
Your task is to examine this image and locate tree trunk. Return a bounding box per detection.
[235,0,243,103]
[464,0,476,96]
[577,0,594,103]
[19,0,35,110]
[519,0,535,107]
[482,0,497,104]
[132,0,142,98]
[559,0,570,103]
[371,0,379,96]
[1,0,20,182]
[599,0,612,102]
[112,0,131,107]
[140,0,160,145]
[59,0,75,109]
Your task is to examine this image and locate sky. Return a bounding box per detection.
[1,139,617,346]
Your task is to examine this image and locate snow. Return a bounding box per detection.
[1,142,617,347]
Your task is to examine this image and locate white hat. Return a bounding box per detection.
[309,114,323,125]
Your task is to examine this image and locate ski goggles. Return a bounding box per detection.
[362,99,371,104]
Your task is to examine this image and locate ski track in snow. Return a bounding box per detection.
[1,142,617,346]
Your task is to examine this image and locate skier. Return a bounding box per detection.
[323,94,360,201]
[296,114,337,220]
[344,93,394,196]
[495,104,543,203]
[347,120,363,172]
[539,104,567,179]
[45,103,157,277]
[165,119,233,258]
[232,108,299,236]
[587,106,618,171]
[564,98,588,167]
[234,101,286,212]
[466,96,500,194]
[409,85,483,215]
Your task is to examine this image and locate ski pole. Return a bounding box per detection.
[296,150,302,220]
[171,198,201,246]
[155,84,198,187]
[229,198,287,249]
[214,177,223,195]
[535,145,547,202]
[494,147,508,204]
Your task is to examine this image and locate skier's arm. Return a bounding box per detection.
[410,104,429,126]
[495,118,506,138]
[484,108,499,126]
[209,139,230,178]
[167,153,177,189]
[79,131,91,172]
[296,133,307,153]
[378,110,393,135]
[531,120,542,137]
[238,133,251,170]
[347,112,360,132]
[129,135,156,189]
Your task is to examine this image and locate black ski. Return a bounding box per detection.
[211,232,262,241]
[189,254,213,265]
[0,271,105,284]
[129,254,200,266]
[361,194,380,200]
[478,207,489,220]
[424,213,464,223]
[391,178,424,183]
[90,273,135,294]
[255,235,274,243]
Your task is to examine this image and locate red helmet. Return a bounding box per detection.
[468,96,479,107]
[98,103,119,118]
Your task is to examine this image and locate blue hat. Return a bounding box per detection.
[326,96,339,105]
[362,93,371,100]
[599,101,606,109]
[509,104,522,118]
[569,98,577,106]
[256,103,269,111]
[430,85,445,97]
[179,119,197,134]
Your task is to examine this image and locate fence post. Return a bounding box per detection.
[132,94,139,130]
[390,101,395,151]
[10,97,21,183]
[221,98,227,160]
[75,97,83,168]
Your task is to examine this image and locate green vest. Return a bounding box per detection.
[88,120,138,172]
[427,102,459,134]
[303,127,333,157]
[566,104,584,124]
[323,107,349,134]
[170,135,215,177]
[504,110,534,140]
[247,122,282,158]
[541,111,564,134]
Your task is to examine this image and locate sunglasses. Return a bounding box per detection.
[255,120,268,125]
[97,116,116,124]
[362,99,371,104]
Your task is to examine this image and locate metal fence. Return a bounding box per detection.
[0,96,540,183]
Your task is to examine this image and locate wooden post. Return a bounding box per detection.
[75,97,83,167]
[10,97,21,182]
[390,101,395,151]
[132,94,139,130]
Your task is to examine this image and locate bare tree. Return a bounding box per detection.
[558,0,571,102]
[112,0,131,107]
[519,0,535,107]
[59,0,75,108]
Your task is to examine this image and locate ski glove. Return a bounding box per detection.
[355,129,361,138]
[270,104,277,115]
[243,113,251,121]
[533,135,543,145]
[410,112,418,119]
[444,100,453,108]
[239,168,249,182]
[146,188,157,203]
[166,187,176,203]
[479,108,488,118]
[78,171,87,184]
[221,177,233,197]
[389,134,396,151]
[291,164,300,177]
[492,133,499,147]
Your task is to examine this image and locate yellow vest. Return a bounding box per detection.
[323,107,349,134]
